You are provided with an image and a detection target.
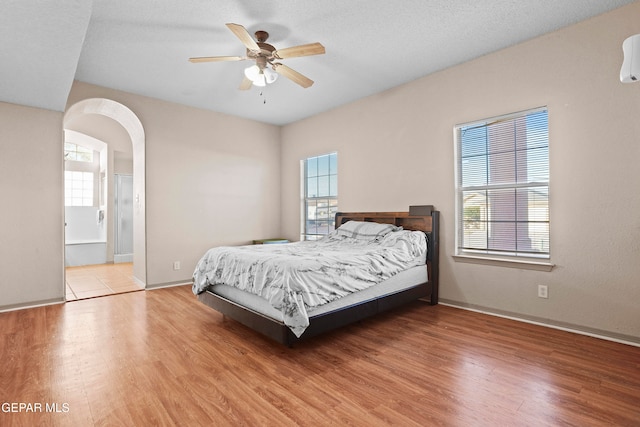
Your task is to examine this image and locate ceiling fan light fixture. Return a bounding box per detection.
[252,73,266,87]
[244,65,260,81]
[244,65,277,87]
[264,67,278,84]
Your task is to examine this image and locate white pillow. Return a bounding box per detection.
[336,220,401,242]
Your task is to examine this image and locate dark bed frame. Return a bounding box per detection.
[197,205,440,346]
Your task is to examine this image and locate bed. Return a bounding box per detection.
[193,206,439,346]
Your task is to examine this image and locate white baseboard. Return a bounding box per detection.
[439,300,640,348]
[0,298,64,313]
[145,280,192,290]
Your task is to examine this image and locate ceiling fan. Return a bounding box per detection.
[189,23,325,90]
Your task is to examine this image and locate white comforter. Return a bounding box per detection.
[192,230,427,337]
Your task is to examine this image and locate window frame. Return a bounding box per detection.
[64,170,95,207]
[64,142,93,162]
[64,142,98,207]
[453,107,553,270]
[301,152,338,241]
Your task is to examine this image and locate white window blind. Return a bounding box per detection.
[455,107,549,259]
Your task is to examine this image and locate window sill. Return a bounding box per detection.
[453,254,555,272]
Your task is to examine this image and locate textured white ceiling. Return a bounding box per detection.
[0,0,92,111]
[1,0,637,124]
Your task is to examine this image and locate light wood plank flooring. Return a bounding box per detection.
[1,285,638,426]
[65,263,143,301]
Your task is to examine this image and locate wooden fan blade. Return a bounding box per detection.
[273,42,325,59]
[226,23,260,51]
[188,56,244,63]
[239,76,253,90]
[273,63,314,88]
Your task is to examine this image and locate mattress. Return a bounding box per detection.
[208,264,428,322]
[193,225,428,336]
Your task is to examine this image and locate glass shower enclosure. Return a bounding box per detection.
[114,174,134,263]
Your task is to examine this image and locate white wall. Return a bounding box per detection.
[281,4,640,342]
[67,82,282,287]
[0,80,281,309]
[0,102,64,308]
[64,207,104,243]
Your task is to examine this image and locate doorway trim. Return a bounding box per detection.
[64,98,147,286]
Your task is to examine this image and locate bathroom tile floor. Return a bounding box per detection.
[65,262,144,301]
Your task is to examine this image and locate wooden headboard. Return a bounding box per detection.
[335,206,434,234]
[334,205,440,304]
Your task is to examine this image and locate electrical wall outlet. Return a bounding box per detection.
[173,261,181,271]
[537,284,548,299]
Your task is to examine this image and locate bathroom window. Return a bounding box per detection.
[64,142,93,162]
[65,171,94,206]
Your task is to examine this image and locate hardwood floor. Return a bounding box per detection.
[1,285,638,426]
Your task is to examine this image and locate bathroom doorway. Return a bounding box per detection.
[63,98,146,300]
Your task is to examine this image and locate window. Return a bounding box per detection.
[455,107,549,260]
[64,142,96,206]
[64,142,93,162]
[302,153,338,240]
[65,171,94,206]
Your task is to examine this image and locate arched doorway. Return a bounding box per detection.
[63,98,146,292]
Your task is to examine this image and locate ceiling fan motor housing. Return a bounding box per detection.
[254,30,269,43]
[250,31,276,70]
